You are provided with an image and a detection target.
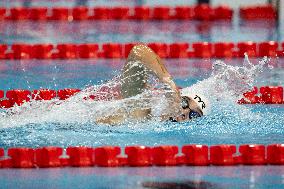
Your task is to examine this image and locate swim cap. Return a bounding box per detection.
[180,89,211,115]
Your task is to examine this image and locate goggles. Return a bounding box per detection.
[169,97,202,122]
[181,96,202,119]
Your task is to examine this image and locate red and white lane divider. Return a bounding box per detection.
[240,4,277,20]
[238,86,283,104]
[0,89,81,108]
[0,144,284,168]
[0,86,283,109]
[0,4,277,21]
[0,41,283,59]
[0,5,234,21]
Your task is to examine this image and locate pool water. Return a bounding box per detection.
[0,19,279,44]
[1,166,284,189]
[0,2,284,189]
[0,57,283,148]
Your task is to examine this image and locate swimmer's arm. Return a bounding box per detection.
[95,114,126,125]
[127,44,180,96]
[95,108,152,125]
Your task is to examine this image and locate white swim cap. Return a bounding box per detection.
[181,89,211,115]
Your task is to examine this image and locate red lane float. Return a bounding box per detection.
[8,148,35,168]
[237,42,257,57]
[174,6,193,20]
[214,42,234,58]
[93,7,110,20]
[102,43,123,58]
[240,4,277,20]
[0,8,5,19]
[0,148,3,157]
[0,44,7,59]
[0,41,284,59]
[267,144,284,165]
[239,86,283,104]
[152,6,171,20]
[210,145,237,165]
[239,87,259,104]
[50,7,69,20]
[259,41,278,57]
[133,6,150,20]
[125,146,152,166]
[0,90,3,98]
[57,88,81,100]
[32,89,57,100]
[94,146,121,167]
[182,145,209,166]
[260,86,283,104]
[9,7,29,20]
[0,159,12,168]
[6,89,31,105]
[60,157,70,167]
[192,42,212,58]
[194,4,214,21]
[152,146,178,166]
[0,144,283,168]
[35,147,63,167]
[111,7,129,20]
[72,6,88,20]
[239,145,266,165]
[169,43,189,58]
[0,99,14,108]
[11,44,33,59]
[78,44,99,58]
[32,44,53,59]
[67,147,94,167]
[29,7,48,20]
[57,44,78,59]
[214,5,233,20]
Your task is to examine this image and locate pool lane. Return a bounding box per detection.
[0,166,283,189]
[0,58,283,91]
[0,19,278,44]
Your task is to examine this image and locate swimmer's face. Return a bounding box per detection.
[170,96,203,122]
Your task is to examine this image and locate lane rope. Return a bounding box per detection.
[0,41,283,59]
[0,144,283,168]
[0,5,234,21]
[0,86,283,109]
[0,4,277,21]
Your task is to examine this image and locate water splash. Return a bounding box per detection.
[0,56,272,129]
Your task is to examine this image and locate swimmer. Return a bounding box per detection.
[96,44,209,124]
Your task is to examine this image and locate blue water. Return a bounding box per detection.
[1,166,284,189]
[0,20,279,44]
[0,1,284,189]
